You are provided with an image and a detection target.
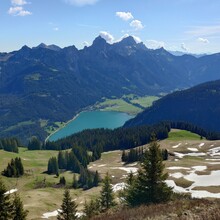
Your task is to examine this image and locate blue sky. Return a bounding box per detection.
[1,0,220,53]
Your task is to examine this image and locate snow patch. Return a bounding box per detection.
[185,170,220,187]
[112,167,138,173]
[98,164,106,167]
[187,148,198,152]
[127,162,138,166]
[41,209,61,218]
[172,143,181,149]
[199,143,205,148]
[4,188,18,195]
[169,172,184,179]
[112,182,127,192]
[174,152,184,158]
[192,166,207,172]
[167,166,190,170]
[174,152,206,158]
[208,146,220,156]
[165,180,220,198]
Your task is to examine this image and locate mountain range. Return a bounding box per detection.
[0,35,220,142]
[124,80,220,132]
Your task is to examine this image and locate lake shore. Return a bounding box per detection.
[45,110,134,142]
[45,112,81,142]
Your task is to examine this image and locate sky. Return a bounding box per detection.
[1,0,220,54]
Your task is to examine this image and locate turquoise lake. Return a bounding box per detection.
[48,111,134,142]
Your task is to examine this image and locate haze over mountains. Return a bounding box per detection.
[0,35,220,142]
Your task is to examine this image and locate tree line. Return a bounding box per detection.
[0,138,20,153]
[47,148,100,190]
[121,147,168,163]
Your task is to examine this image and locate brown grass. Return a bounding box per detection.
[91,199,220,220]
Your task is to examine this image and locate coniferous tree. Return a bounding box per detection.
[2,157,24,178]
[100,173,115,211]
[83,198,100,219]
[12,193,28,220]
[28,137,41,150]
[123,138,172,206]
[57,189,77,220]
[93,171,99,187]
[0,178,13,219]
[72,174,78,189]
[58,151,66,170]
[47,157,59,175]
[59,177,66,186]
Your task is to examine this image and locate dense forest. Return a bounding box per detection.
[125,80,220,133]
[44,122,170,153]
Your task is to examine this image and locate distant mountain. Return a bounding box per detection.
[124,80,220,132]
[0,35,220,142]
[168,50,207,58]
[32,43,62,51]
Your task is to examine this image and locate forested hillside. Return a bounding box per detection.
[125,80,220,132]
[1,36,220,142]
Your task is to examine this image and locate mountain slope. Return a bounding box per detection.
[124,80,220,132]
[1,36,220,142]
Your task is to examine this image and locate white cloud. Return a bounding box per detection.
[116,12,133,21]
[11,0,27,5]
[145,40,165,49]
[181,43,189,52]
[8,6,22,15]
[53,27,59,31]
[99,31,114,43]
[130,20,144,30]
[64,0,99,6]
[8,6,31,16]
[83,41,90,47]
[116,34,142,43]
[186,25,220,37]
[197,37,209,44]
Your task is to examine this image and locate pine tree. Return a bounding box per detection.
[72,174,78,189]
[83,198,100,219]
[59,177,66,186]
[57,189,77,220]
[124,138,172,206]
[0,178,13,219]
[100,173,115,211]
[28,137,41,150]
[47,157,59,175]
[93,171,99,187]
[12,193,28,220]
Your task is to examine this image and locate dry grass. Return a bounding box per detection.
[173,177,194,188]
[91,199,220,220]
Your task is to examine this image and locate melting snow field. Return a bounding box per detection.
[167,165,220,198]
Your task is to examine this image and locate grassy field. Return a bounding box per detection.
[94,98,141,114]
[129,95,159,108]
[167,129,201,141]
[94,94,159,114]
[1,129,220,219]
